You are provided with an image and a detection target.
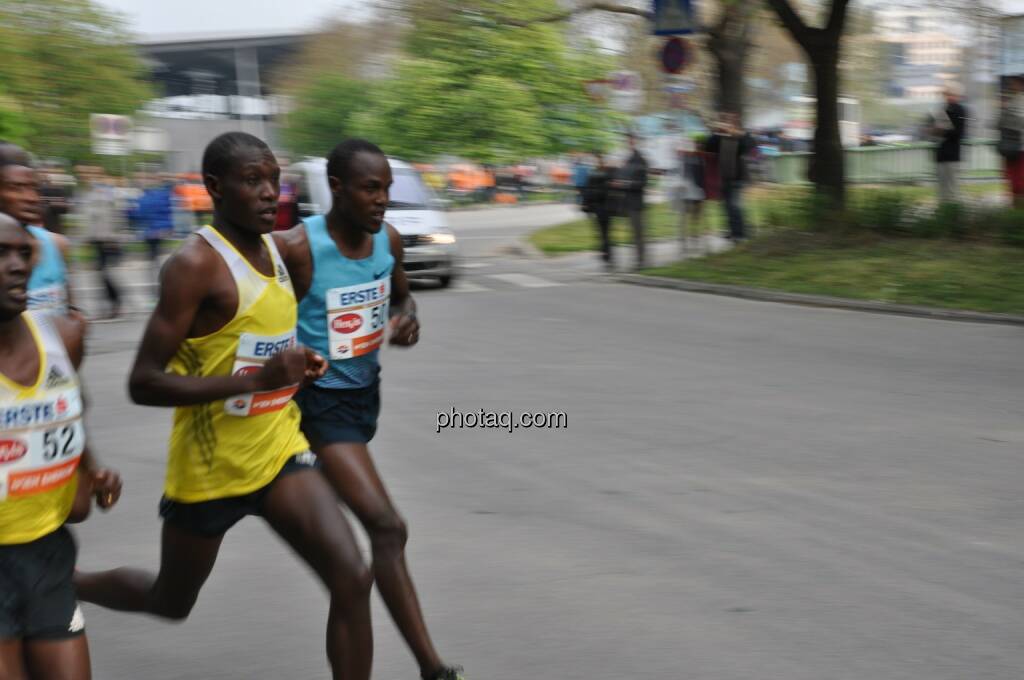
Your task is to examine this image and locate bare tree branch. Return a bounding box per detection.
[500,1,651,27]
[763,0,811,49]
[826,0,851,37]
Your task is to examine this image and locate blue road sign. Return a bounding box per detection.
[653,0,696,36]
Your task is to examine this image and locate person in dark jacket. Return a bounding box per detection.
[933,83,968,204]
[582,153,614,270]
[705,112,756,241]
[613,135,648,269]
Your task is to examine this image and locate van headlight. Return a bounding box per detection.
[428,232,456,245]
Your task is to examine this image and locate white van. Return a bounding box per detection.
[288,157,458,287]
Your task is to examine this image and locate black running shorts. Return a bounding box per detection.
[0,528,85,640]
[295,382,381,446]
[159,451,319,538]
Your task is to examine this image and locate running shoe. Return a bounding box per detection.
[424,665,466,680]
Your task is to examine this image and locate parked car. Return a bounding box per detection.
[288,157,458,287]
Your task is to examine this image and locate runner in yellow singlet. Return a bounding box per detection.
[0,212,121,680]
[74,134,373,680]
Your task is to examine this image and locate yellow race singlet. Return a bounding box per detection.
[165,227,309,502]
[0,312,84,544]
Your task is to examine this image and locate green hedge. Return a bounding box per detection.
[756,186,1024,247]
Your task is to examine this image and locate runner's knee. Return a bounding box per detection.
[153,598,196,621]
[149,584,200,621]
[328,559,373,605]
[366,510,408,554]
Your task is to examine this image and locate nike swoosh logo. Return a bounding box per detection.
[373,270,389,280]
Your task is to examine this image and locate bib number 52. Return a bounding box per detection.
[43,426,77,461]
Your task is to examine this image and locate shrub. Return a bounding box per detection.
[909,202,968,239]
[759,186,1024,245]
[851,188,914,236]
[991,208,1024,247]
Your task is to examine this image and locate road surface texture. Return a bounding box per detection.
[67,205,1024,679]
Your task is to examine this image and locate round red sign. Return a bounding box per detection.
[661,37,691,75]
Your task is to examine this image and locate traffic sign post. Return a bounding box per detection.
[660,36,693,74]
[652,0,696,36]
[90,114,133,156]
[608,71,643,113]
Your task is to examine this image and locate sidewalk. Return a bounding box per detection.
[545,234,734,276]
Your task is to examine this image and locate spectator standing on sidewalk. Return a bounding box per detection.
[673,137,706,249]
[582,153,613,270]
[572,153,590,206]
[615,135,649,270]
[77,167,125,319]
[706,112,756,242]
[129,173,175,290]
[997,77,1024,209]
[932,83,968,204]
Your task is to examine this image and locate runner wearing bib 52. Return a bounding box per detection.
[0,212,121,680]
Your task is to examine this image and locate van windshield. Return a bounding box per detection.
[388,169,432,209]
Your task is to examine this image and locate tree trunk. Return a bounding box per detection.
[765,0,850,211]
[810,48,845,207]
[707,5,753,123]
[713,43,746,118]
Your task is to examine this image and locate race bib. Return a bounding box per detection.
[0,389,85,502]
[224,331,299,417]
[326,279,390,361]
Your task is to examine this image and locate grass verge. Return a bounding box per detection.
[528,183,1008,255]
[645,232,1024,315]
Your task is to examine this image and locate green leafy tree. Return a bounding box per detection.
[282,74,373,158]
[0,90,31,145]
[0,0,152,163]
[350,59,548,164]
[283,2,621,162]
[376,0,617,161]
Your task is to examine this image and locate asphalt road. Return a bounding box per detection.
[446,202,582,258]
[69,206,1024,680]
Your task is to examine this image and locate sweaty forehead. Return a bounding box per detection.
[0,216,28,245]
[231,146,278,172]
[0,165,36,185]
[349,152,391,181]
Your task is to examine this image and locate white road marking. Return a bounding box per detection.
[450,280,491,293]
[488,273,563,288]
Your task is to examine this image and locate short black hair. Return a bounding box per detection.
[201,132,272,179]
[327,138,385,184]
[0,141,32,169]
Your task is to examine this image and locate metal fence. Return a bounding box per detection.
[764,141,1003,185]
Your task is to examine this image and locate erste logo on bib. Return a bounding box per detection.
[0,439,27,464]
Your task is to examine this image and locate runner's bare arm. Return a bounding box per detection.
[128,242,310,407]
[53,232,75,308]
[269,230,326,382]
[272,225,314,301]
[386,223,419,346]
[52,313,122,515]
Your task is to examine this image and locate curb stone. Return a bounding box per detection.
[616,274,1024,327]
